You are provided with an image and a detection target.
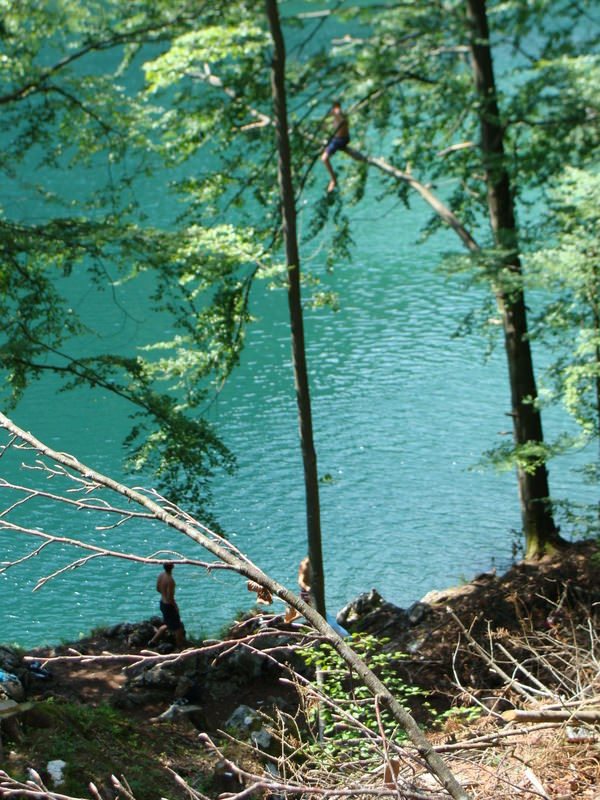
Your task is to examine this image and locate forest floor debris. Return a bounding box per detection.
[1,540,599,798]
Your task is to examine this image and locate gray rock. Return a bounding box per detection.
[337,589,384,626]
[406,635,427,654]
[224,648,264,680]
[128,621,156,647]
[105,623,131,638]
[47,760,67,788]
[336,592,408,637]
[226,704,273,752]
[251,726,272,750]
[226,704,261,734]
[407,601,431,626]
[130,663,178,688]
[153,699,203,722]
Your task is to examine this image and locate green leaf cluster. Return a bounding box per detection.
[0,1,271,516]
[300,634,427,760]
[4,0,600,531]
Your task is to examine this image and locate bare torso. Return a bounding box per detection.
[331,108,349,139]
[157,571,176,605]
[298,557,311,592]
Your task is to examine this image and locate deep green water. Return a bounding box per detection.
[1,10,594,648]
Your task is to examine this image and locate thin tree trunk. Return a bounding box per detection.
[466,0,563,558]
[198,51,559,557]
[589,265,600,525]
[264,0,325,615]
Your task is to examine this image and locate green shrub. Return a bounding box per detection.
[299,633,429,760]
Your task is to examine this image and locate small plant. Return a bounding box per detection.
[299,633,431,761]
[431,704,482,727]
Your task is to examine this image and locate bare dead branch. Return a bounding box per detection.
[0,412,471,798]
[447,608,539,703]
[502,708,600,724]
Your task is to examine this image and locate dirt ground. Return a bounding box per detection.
[7,539,600,799]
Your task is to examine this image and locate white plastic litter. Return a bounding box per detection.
[47,760,67,787]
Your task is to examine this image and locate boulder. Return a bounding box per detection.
[47,760,67,788]
[105,622,134,639]
[421,584,475,605]
[221,648,264,680]
[337,590,409,636]
[226,704,261,734]
[151,699,206,729]
[337,589,384,627]
[407,601,431,626]
[130,663,178,688]
[251,726,272,750]
[226,704,272,752]
[128,621,157,648]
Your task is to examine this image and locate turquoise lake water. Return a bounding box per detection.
[1,11,594,648]
[2,185,591,648]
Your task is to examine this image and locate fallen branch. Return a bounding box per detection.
[0,413,471,800]
[345,146,479,252]
[447,608,540,703]
[502,708,600,724]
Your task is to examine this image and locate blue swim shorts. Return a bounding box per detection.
[325,136,350,156]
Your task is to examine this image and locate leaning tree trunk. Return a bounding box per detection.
[0,410,472,800]
[466,0,564,558]
[264,0,326,614]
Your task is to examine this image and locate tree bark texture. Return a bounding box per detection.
[466,0,562,557]
[264,0,326,614]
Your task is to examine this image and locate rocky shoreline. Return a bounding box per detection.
[2,540,599,797]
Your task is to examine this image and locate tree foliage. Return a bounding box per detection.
[525,168,600,532]
[0,0,272,519]
[2,0,600,541]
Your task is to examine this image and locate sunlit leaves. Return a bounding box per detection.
[0,1,270,514]
[143,24,267,92]
[300,634,424,758]
[526,168,600,441]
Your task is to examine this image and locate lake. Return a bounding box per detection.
[0,8,593,648]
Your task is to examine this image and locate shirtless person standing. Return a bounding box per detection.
[149,562,185,648]
[297,556,312,604]
[321,100,350,192]
[284,556,312,623]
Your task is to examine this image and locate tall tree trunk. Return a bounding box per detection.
[466,0,563,558]
[264,0,326,614]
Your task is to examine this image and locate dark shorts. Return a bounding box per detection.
[160,601,181,631]
[325,136,350,156]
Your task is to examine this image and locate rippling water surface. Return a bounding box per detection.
[3,184,591,650]
[2,47,594,647]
